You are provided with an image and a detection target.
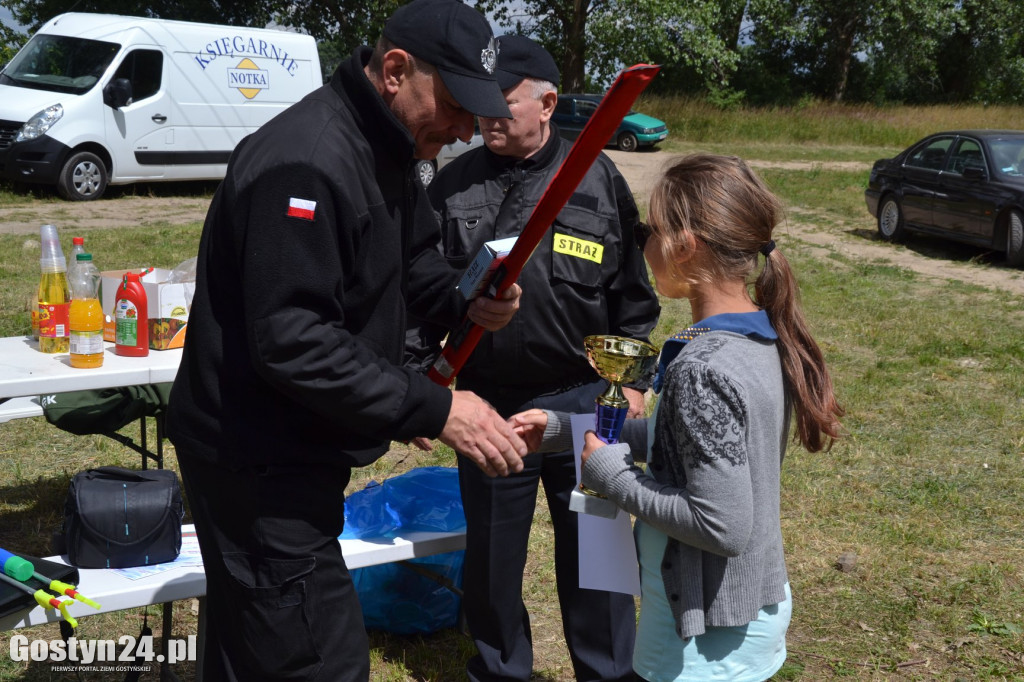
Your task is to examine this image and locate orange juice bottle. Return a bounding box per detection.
[69,253,104,368]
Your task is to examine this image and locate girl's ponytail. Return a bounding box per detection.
[756,250,843,452]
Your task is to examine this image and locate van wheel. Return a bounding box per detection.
[416,159,436,187]
[617,132,639,152]
[58,151,108,201]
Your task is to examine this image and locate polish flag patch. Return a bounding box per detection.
[286,197,316,221]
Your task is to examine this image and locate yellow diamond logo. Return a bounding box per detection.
[230,58,268,100]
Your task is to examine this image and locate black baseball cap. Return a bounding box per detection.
[384,0,512,119]
[494,34,560,90]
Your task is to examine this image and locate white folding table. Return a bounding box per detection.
[0,335,182,399]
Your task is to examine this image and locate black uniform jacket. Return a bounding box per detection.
[167,47,466,469]
[421,128,660,399]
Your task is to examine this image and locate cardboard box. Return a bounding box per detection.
[456,236,518,300]
[100,268,190,350]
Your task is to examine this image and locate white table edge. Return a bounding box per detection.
[1,524,466,630]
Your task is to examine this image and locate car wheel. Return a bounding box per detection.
[1006,209,1024,268]
[57,151,108,201]
[616,132,639,152]
[416,159,436,187]
[877,194,905,242]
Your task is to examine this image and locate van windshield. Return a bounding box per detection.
[0,34,119,95]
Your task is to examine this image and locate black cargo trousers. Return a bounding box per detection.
[176,451,369,681]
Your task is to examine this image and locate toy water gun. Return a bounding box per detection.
[35,573,101,610]
[0,547,101,625]
[0,572,78,628]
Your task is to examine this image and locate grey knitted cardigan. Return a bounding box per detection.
[543,331,790,639]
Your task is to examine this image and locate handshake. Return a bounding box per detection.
[420,335,655,493]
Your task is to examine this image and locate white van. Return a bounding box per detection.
[0,13,322,200]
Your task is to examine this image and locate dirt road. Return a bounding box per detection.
[606,149,1024,298]
[3,149,1022,296]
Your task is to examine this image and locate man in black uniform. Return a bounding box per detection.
[166,2,528,680]
[413,36,660,682]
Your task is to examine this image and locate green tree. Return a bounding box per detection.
[474,0,738,95]
[0,0,403,82]
[858,0,953,104]
[0,0,274,32]
[737,0,877,102]
[0,20,27,65]
[7,0,1023,105]
[936,0,1024,104]
[267,0,404,75]
[856,0,1024,104]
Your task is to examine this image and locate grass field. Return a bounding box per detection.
[1,99,1023,680]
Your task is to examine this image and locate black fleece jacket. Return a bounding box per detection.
[167,47,465,469]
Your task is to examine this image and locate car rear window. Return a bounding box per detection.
[906,137,953,171]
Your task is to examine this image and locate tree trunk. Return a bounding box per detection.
[831,16,857,102]
[720,0,747,51]
[561,0,588,92]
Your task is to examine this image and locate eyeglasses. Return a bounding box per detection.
[634,222,652,250]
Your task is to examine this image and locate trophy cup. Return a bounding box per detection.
[570,335,659,518]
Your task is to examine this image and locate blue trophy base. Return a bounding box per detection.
[570,403,628,518]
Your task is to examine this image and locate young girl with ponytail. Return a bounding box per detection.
[511,154,844,681]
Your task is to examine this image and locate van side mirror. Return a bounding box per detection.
[103,78,133,109]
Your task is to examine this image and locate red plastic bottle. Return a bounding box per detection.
[114,271,149,357]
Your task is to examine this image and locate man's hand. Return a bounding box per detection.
[439,390,527,477]
[467,283,522,331]
[624,387,647,418]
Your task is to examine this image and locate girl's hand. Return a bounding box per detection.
[581,430,605,466]
[508,408,548,453]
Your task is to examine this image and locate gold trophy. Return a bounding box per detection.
[570,335,659,518]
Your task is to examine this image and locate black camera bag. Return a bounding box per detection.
[63,466,184,568]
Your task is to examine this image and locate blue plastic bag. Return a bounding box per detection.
[351,551,464,634]
[341,466,465,539]
[342,467,466,634]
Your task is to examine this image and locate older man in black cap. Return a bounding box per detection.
[167,2,529,679]
[411,34,660,681]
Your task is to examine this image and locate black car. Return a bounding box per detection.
[865,130,1024,267]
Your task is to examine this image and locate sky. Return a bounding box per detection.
[1,6,27,32]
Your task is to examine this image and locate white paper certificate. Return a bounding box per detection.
[572,413,641,596]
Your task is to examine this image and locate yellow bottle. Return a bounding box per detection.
[38,269,70,354]
[69,253,104,368]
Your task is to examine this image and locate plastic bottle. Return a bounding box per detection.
[68,236,85,281]
[69,253,104,369]
[37,224,70,354]
[114,271,149,357]
[27,293,39,339]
